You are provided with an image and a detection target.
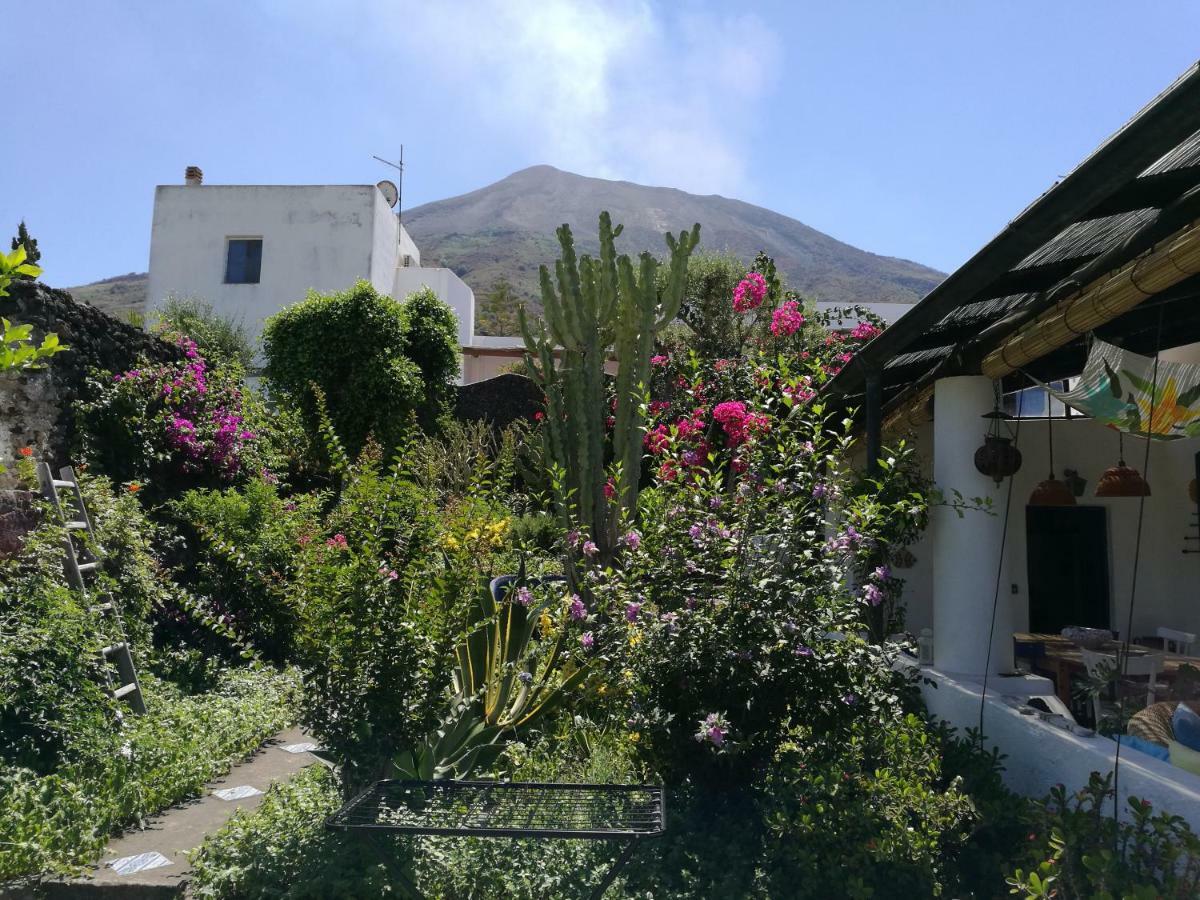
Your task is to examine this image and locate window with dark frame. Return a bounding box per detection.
[224,238,263,284]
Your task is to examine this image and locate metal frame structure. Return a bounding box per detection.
[327,779,665,899]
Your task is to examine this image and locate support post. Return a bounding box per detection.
[931,376,1014,676]
[865,372,882,477]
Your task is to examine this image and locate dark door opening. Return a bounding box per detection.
[1026,506,1110,635]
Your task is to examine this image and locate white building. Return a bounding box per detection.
[145,168,521,380]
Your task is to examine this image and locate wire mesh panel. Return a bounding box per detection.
[327,780,665,840]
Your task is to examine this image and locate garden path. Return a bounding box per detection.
[47,726,319,898]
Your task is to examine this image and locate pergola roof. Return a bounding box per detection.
[827,61,1200,421]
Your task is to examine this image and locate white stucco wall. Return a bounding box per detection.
[147,184,400,356]
[916,662,1200,831]
[899,414,1200,647]
[393,267,476,350]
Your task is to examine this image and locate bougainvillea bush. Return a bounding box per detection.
[78,337,267,494]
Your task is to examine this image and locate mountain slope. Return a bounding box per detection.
[66,166,944,333]
[405,165,944,331]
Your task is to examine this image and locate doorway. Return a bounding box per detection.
[1026,506,1110,634]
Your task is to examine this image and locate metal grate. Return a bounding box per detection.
[327,780,665,841]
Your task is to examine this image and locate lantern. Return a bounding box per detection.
[974,394,1022,484]
[1095,433,1150,498]
[1029,386,1075,506]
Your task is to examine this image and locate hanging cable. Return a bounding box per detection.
[978,384,1024,740]
[1111,305,1165,830]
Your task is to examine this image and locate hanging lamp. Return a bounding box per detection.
[973,382,1022,484]
[1095,431,1150,497]
[1029,387,1075,506]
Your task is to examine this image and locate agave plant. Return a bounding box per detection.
[394,571,591,780]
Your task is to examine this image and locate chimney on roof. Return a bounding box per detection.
[184,166,203,186]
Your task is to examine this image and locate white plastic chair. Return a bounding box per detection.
[1157,626,1196,656]
[1080,649,1164,726]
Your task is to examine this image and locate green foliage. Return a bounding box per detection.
[10,220,40,270]
[756,714,978,899]
[1006,773,1200,899]
[0,667,299,882]
[262,281,459,457]
[394,576,591,781]
[291,443,453,793]
[1,245,63,374]
[520,212,699,573]
[670,250,752,359]
[476,275,523,336]
[169,477,323,660]
[153,295,256,370]
[188,765,398,899]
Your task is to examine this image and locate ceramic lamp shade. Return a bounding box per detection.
[1029,477,1077,506]
[1095,463,1150,498]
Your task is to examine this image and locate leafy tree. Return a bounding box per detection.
[152,295,255,370]
[9,220,40,274]
[476,275,522,336]
[1,246,62,374]
[262,280,458,457]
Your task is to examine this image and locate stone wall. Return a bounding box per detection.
[454,372,543,429]
[0,280,182,475]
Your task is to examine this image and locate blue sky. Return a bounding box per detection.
[4,1,1199,287]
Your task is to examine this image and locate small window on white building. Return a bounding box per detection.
[224,238,262,284]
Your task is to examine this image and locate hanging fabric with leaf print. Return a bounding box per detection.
[1034,338,1200,440]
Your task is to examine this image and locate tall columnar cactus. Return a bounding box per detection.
[521,212,700,566]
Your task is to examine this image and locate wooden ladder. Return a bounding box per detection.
[40,464,147,714]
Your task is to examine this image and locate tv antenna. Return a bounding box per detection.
[373,146,404,228]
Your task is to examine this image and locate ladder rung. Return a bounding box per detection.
[77,561,100,574]
[91,602,113,614]
[65,521,89,530]
[112,683,140,700]
[101,642,127,658]
[51,479,76,489]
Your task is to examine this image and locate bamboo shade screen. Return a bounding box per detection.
[982,219,1200,378]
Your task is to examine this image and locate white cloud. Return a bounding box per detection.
[270,0,781,195]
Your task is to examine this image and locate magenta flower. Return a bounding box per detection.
[569,595,587,621]
[625,602,642,622]
[581,631,595,651]
[770,300,805,337]
[863,583,884,606]
[622,530,641,551]
[326,533,348,550]
[873,565,891,582]
[732,272,767,313]
[650,354,669,366]
[515,586,533,607]
[582,540,598,559]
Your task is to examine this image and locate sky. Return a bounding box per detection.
[4,1,1199,287]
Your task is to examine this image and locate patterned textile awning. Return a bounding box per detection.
[1039,338,1200,440]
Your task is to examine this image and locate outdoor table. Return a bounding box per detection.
[326,779,666,899]
[1014,633,1200,705]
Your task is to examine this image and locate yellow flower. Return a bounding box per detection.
[539,610,554,633]
[597,683,608,695]
[628,629,643,647]
[629,732,640,743]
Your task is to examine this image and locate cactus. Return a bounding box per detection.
[520,212,700,568]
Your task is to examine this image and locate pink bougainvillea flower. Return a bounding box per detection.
[770,300,805,337]
[326,533,348,549]
[732,272,767,313]
[622,530,641,550]
[650,354,669,366]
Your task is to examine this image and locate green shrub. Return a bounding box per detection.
[292,444,455,793]
[262,281,459,457]
[188,765,397,899]
[169,477,322,660]
[153,295,255,371]
[1006,772,1200,899]
[0,666,299,882]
